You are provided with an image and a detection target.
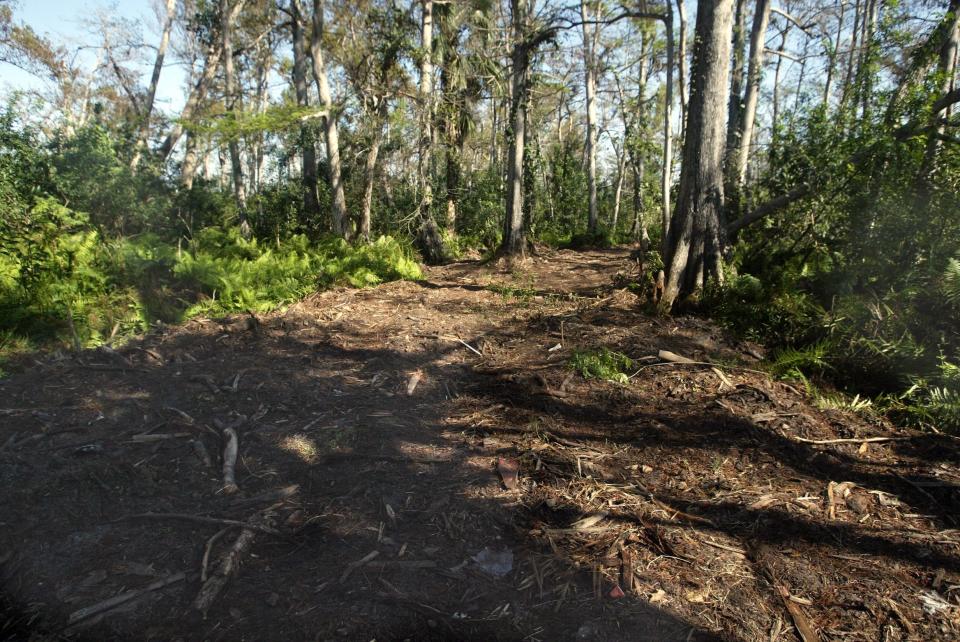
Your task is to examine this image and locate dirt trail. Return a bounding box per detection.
[1,247,958,641]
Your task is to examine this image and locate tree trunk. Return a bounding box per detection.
[360,100,390,242]
[130,0,176,171]
[771,27,789,149]
[725,0,747,160]
[221,0,249,236]
[580,0,599,234]
[182,130,200,190]
[841,0,862,111]
[661,3,675,254]
[823,0,845,107]
[676,0,689,138]
[501,0,529,258]
[612,142,626,232]
[416,0,446,262]
[307,0,348,237]
[159,40,223,162]
[661,0,734,312]
[728,0,772,209]
[290,0,320,217]
[919,0,960,183]
[629,31,649,240]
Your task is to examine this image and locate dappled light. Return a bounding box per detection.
[2,0,960,639]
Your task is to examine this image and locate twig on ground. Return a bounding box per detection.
[340,550,380,583]
[221,427,239,495]
[193,505,279,613]
[67,572,185,626]
[114,512,281,536]
[201,527,234,582]
[793,436,914,445]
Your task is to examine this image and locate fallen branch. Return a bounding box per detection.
[201,527,233,582]
[115,512,281,536]
[340,550,381,583]
[793,436,914,445]
[68,572,185,626]
[193,505,278,613]
[221,427,239,495]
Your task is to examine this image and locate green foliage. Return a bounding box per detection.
[944,257,960,308]
[570,348,634,384]
[566,229,614,250]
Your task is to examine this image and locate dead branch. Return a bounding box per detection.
[68,572,185,626]
[115,512,281,536]
[221,427,239,495]
[193,505,278,613]
[201,527,233,582]
[793,436,914,445]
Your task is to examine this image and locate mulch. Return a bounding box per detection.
[1,247,958,641]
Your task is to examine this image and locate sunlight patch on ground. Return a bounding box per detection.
[279,434,319,464]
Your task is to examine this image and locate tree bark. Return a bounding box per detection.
[290,0,320,218]
[676,0,689,138]
[501,0,530,258]
[661,3,675,254]
[919,0,960,179]
[728,0,772,209]
[415,0,446,262]
[580,0,600,233]
[661,0,734,312]
[360,99,390,242]
[221,0,249,235]
[130,0,177,171]
[306,0,348,237]
[158,39,223,163]
[725,0,747,161]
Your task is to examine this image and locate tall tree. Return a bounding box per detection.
[286,0,320,217]
[301,0,348,237]
[415,0,446,262]
[726,0,771,210]
[580,0,600,234]
[661,0,734,311]
[130,0,178,171]
[221,0,249,235]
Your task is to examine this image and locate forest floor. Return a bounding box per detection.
[1,247,959,642]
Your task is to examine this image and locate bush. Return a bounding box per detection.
[570,348,634,384]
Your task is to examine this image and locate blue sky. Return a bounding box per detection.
[1,0,187,113]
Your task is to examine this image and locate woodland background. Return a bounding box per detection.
[1,0,959,431]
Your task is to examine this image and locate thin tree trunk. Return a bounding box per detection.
[661,0,734,312]
[417,0,435,221]
[629,31,649,240]
[290,0,320,217]
[182,131,200,189]
[676,0,689,138]
[130,0,177,171]
[415,0,445,262]
[502,0,529,257]
[221,0,248,235]
[841,0,862,111]
[730,0,772,205]
[612,142,626,232]
[360,100,390,242]
[920,0,960,182]
[771,27,788,149]
[306,0,348,237]
[823,0,845,107]
[661,3,675,254]
[725,0,747,160]
[580,0,599,233]
[159,40,223,162]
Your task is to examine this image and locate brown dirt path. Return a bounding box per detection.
[1,247,958,641]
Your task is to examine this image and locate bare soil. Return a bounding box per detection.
[1,247,959,641]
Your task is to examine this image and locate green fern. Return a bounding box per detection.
[944,257,960,307]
